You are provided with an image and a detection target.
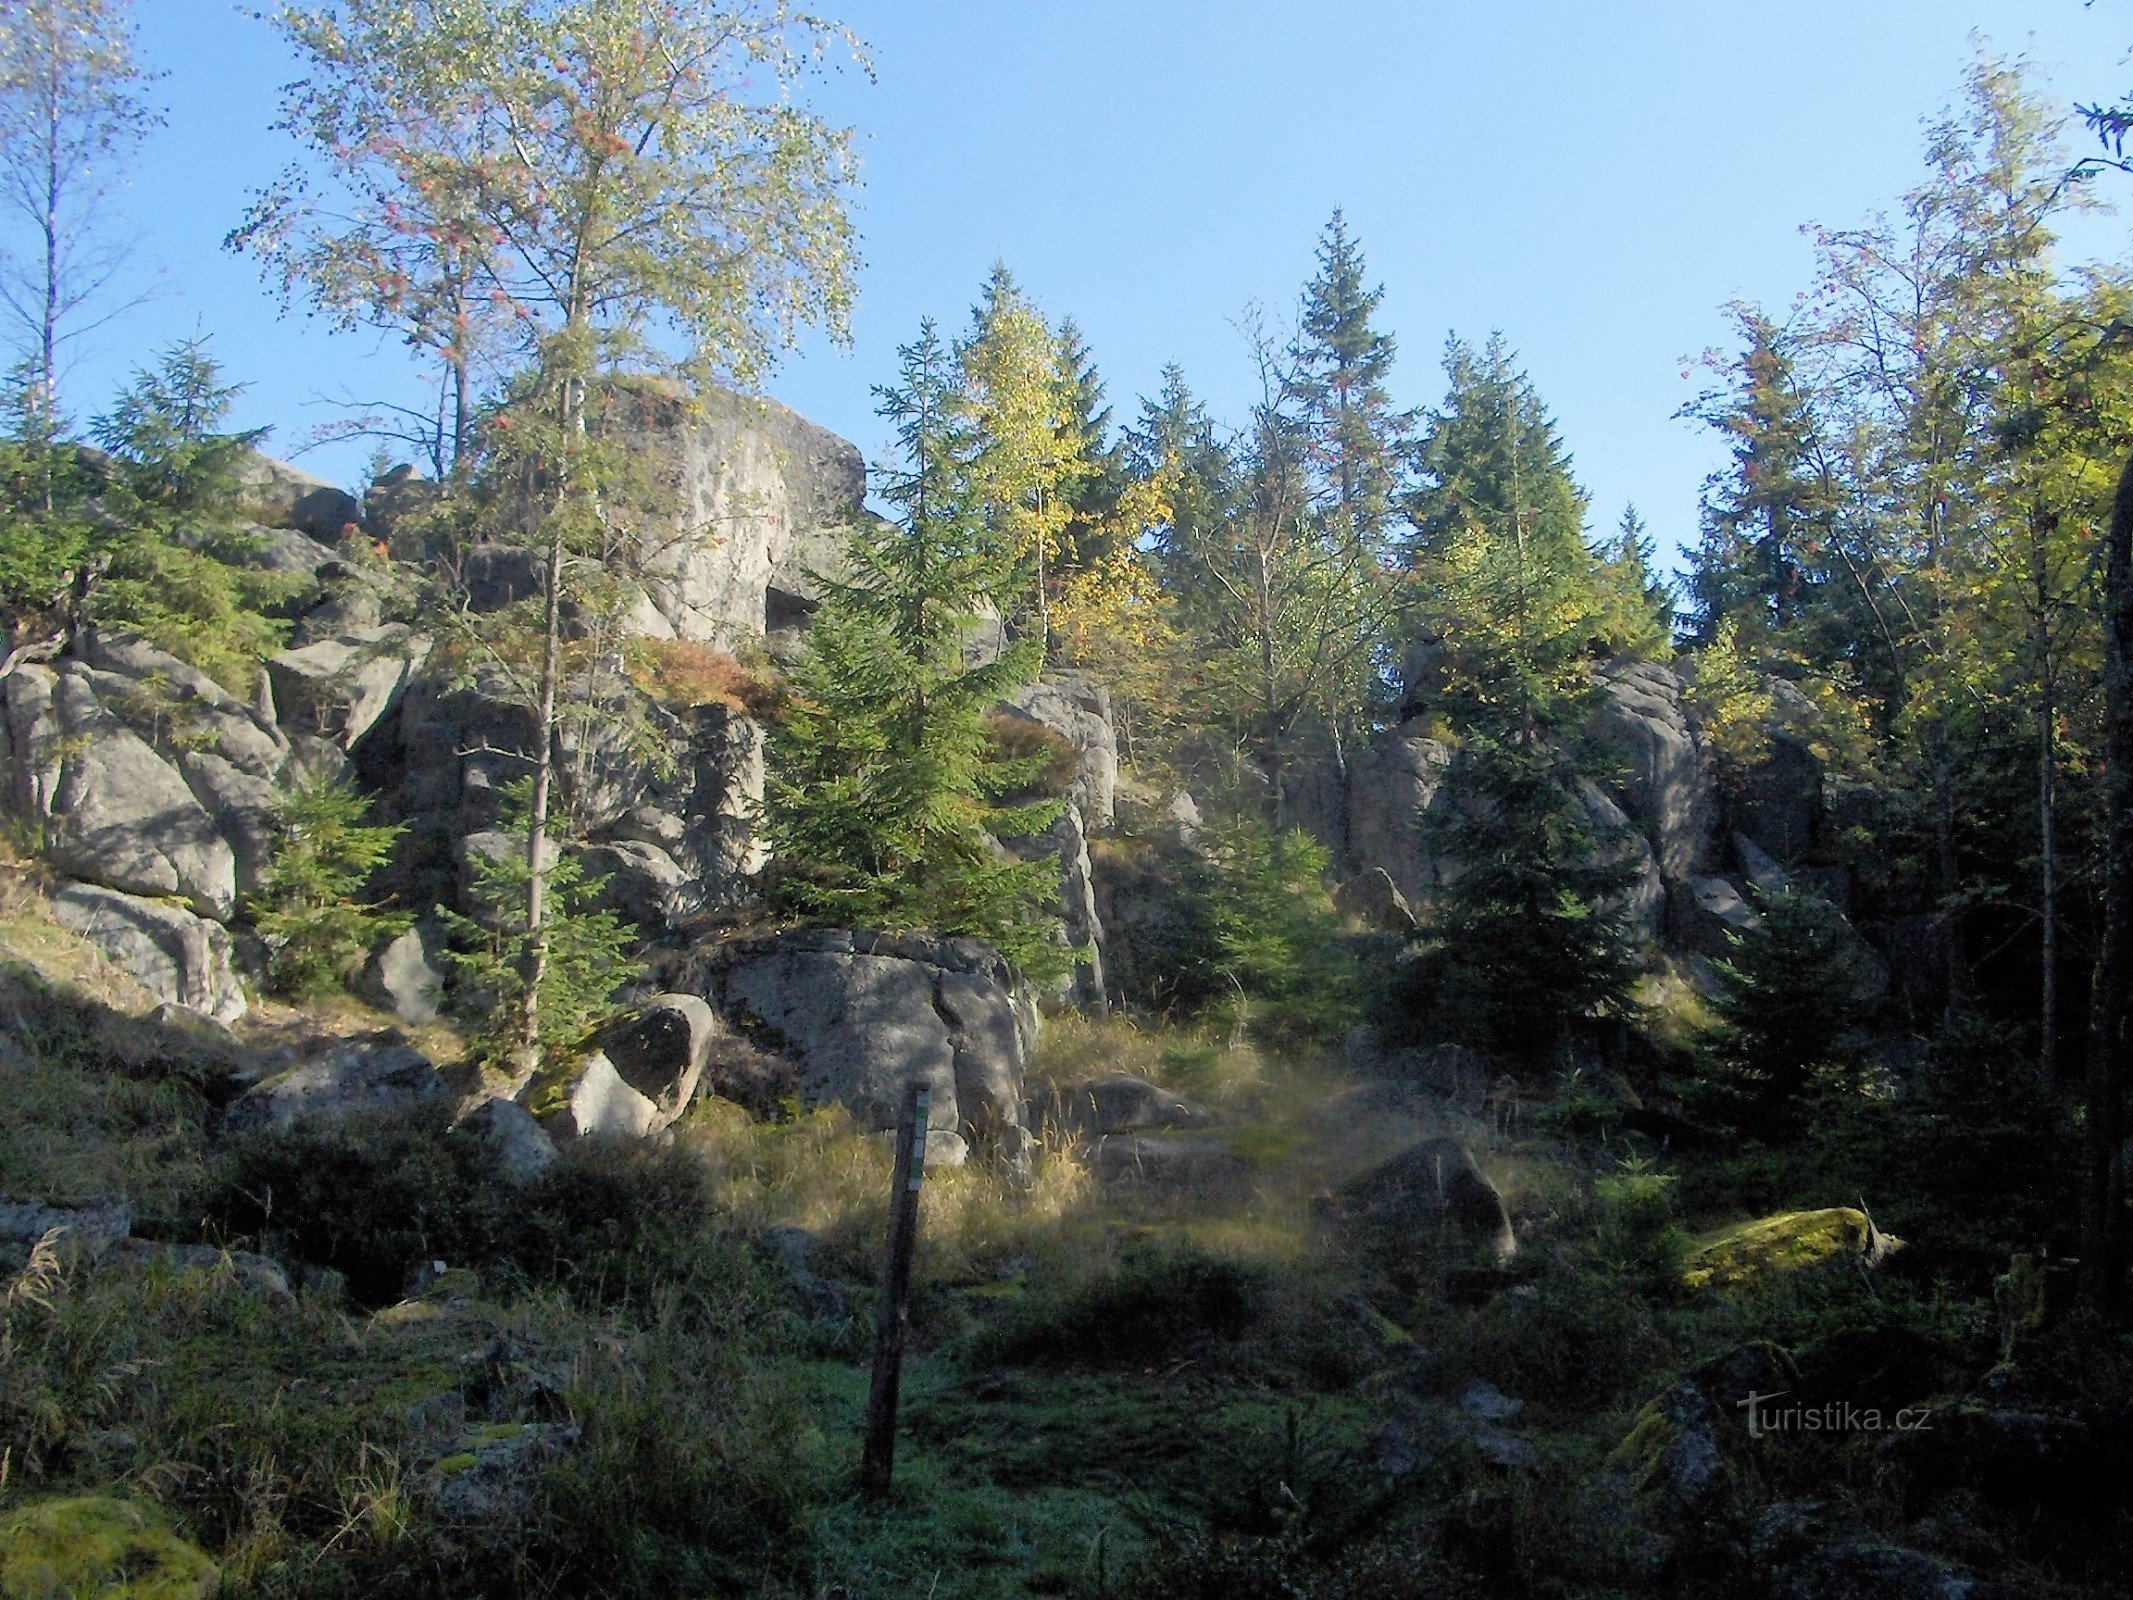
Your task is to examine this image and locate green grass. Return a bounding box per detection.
[0,887,2127,1598]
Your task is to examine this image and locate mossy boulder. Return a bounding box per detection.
[0,1495,217,1599]
[1681,1207,1901,1292]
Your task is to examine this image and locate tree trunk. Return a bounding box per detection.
[2080,451,2133,1318]
[511,364,583,1080]
[2034,512,2059,1083]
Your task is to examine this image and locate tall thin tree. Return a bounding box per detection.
[0,0,161,415]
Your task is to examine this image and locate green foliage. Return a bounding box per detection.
[764,324,1066,977]
[0,346,296,687]
[971,1237,1269,1366]
[1703,888,1874,1134]
[1402,736,1645,1056]
[253,774,409,999]
[1405,334,1637,722]
[437,782,641,1063]
[86,342,298,686]
[1155,818,1363,1050]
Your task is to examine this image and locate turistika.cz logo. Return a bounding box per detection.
[1737,1391,1934,1437]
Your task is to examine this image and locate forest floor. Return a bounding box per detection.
[0,869,2128,1598]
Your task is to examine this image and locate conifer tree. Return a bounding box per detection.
[255,774,410,998]
[1291,210,1410,562]
[1682,308,1830,645]
[764,324,1066,977]
[1405,334,1611,733]
[1601,503,1675,652]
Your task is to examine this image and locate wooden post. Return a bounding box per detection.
[861,1079,929,1498]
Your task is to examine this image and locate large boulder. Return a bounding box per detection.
[700,929,1038,1168]
[0,1195,132,1262]
[1346,717,1454,910]
[596,993,717,1122]
[0,1494,219,1600]
[602,383,865,646]
[176,750,278,895]
[534,1050,662,1142]
[1329,1137,1517,1265]
[1682,1208,1902,1292]
[220,1037,447,1136]
[238,451,361,540]
[267,624,430,751]
[358,922,446,1026]
[1001,671,1117,827]
[83,634,287,777]
[42,668,236,918]
[578,838,698,930]
[1587,658,1720,882]
[48,881,246,1024]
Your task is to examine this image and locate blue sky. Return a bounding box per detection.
[26,1,2133,575]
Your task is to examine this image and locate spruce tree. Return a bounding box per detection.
[1681,308,1830,645]
[255,774,410,999]
[1291,209,1411,561]
[764,323,1067,977]
[1402,335,1646,1054]
[1405,334,1610,733]
[1412,735,1644,1057]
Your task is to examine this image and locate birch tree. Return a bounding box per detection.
[252,0,860,1072]
[0,0,161,416]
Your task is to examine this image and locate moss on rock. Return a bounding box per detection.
[0,1495,217,1599]
[1681,1207,1901,1292]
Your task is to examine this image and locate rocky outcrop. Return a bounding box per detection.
[238,451,361,540]
[267,624,430,751]
[1587,658,1719,882]
[220,1037,448,1136]
[600,383,865,646]
[0,632,367,938]
[1345,718,1454,912]
[1329,1137,1517,1265]
[375,667,766,925]
[1002,671,1117,827]
[48,881,247,1024]
[696,929,1038,1170]
[41,668,237,918]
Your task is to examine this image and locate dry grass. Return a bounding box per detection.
[623,638,780,714]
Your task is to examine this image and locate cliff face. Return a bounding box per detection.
[600,383,867,648]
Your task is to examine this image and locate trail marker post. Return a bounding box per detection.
[861,1079,929,1498]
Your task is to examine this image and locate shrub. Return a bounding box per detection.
[1125,819,1364,1051]
[972,1237,1268,1366]
[253,774,410,998]
[437,780,642,1067]
[623,637,779,714]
